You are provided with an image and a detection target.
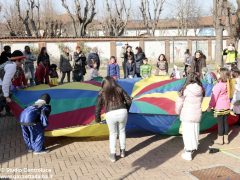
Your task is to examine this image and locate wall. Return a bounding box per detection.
[0,36,232,66]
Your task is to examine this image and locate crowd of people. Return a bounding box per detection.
[0,42,240,163]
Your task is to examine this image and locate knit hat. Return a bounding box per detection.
[39,93,51,104]
[10,50,25,61]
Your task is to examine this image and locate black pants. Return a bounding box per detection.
[122,62,126,78]
[61,71,71,83]
[217,115,229,135]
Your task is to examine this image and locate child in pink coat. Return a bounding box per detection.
[176,73,205,161]
[208,67,231,145]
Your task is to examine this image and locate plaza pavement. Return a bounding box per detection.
[1,116,240,180]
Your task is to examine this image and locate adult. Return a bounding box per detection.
[87,47,100,70]
[73,46,86,82]
[95,76,132,162]
[0,46,11,65]
[121,43,128,77]
[134,47,145,77]
[184,49,193,77]
[223,43,238,69]
[123,46,134,78]
[24,46,36,86]
[59,47,72,84]
[36,47,50,85]
[0,50,25,115]
[191,50,206,77]
[37,47,50,66]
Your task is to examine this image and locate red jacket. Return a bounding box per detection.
[35,63,49,84]
[12,66,27,87]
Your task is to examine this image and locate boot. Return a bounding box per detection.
[120,149,125,158]
[224,135,229,144]
[214,135,224,145]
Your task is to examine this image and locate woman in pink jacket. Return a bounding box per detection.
[208,68,230,145]
[176,73,205,161]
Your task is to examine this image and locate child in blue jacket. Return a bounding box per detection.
[107,56,120,79]
[20,94,51,154]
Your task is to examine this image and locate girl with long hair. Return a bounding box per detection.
[176,72,205,161]
[95,76,132,162]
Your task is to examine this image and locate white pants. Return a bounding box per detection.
[182,122,200,151]
[106,109,128,154]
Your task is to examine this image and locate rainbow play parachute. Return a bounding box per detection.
[10,76,238,137]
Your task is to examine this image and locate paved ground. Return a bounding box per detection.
[1,116,240,180]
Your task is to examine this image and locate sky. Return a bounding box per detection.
[0,0,238,19]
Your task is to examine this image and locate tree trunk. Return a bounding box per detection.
[215,27,224,66]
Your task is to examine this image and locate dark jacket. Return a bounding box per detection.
[126,62,136,77]
[95,87,132,122]
[19,105,51,127]
[59,53,72,72]
[124,52,135,63]
[0,51,11,65]
[191,57,206,76]
[73,51,87,75]
[87,53,100,70]
[37,54,50,67]
[134,52,145,73]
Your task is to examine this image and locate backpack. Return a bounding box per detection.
[0,61,13,80]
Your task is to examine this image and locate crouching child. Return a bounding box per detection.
[19,94,51,154]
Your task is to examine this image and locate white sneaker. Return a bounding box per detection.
[181,151,192,161]
[33,150,49,155]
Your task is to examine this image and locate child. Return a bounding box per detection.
[202,67,217,84]
[140,58,152,78]
[19,94,51,154]
[12,62,27,89]
[175,73,205,161]
[89,59,99,80]
[208,68,231,144]
[230,69,240,123]
[49,64,59,86]
[107,56,120,79]
[156,54,168,75]
[170,65,181,79]
[125,56,136,79]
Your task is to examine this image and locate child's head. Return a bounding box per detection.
[110,56,117,64]
[35,93,51,107]
[202,67,208,76]
[231,68,240,78]
[158,54,166,61]
[50,64,57,71]
[143,58,148,64]
[11,50,25,66]
[227,43,235,51]
[219,67,230,82]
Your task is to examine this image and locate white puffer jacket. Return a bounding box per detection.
[176,83,203,123]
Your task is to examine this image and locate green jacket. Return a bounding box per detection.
[140,64,152,78]
[223,49,237,64]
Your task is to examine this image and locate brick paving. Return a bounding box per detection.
[1,116,240,180]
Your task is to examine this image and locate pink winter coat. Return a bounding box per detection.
[176,83,203,123]
[209,81,230,110]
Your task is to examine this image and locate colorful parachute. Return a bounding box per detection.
[10,76,238,137]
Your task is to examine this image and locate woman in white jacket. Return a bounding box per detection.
[231,69,240,124]
[176,73,205,161]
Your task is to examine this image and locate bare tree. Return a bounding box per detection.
[60,0,96,37]
[139,0,165,36]
[102,0,131,36]
[213,0,229,66]
[175,0,201,36]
